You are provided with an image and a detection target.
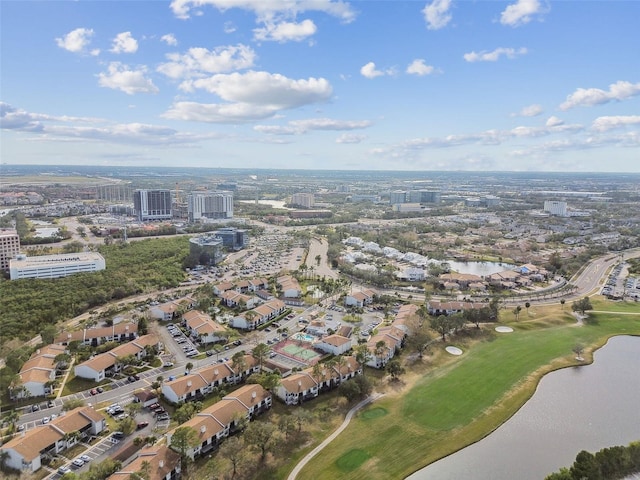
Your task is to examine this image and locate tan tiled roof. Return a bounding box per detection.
[107,445,180,480]
[225,384,270,408]
[280,372,317,392]
[164,374,208,397]
[199,363,234,384]
[321,334,351,347]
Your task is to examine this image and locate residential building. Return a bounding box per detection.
[74,334,159,382]
[9,252,106,280]
[427,301,486,316]
[55,322,138,346]
[149,297,195,321]
[183,310,228,345]
[0,228,20,272]
[231,299,286,330]
[166,384,272,459]
[389,190,407,204]
[315,335,353,356]
[277,275,301,298]
[219,290,257,309]
[407,190,441,204]
[188,191,233,222]
[108,445,181,480]
[291,193,314,208]
[12,344,68,399]
[344,288,375,308]
[133,189,172,221]
[0,406,105,472]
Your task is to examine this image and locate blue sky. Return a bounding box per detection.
[1,0,639,172]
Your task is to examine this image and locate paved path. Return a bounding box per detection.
[287,393,384,480]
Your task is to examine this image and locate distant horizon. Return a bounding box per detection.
[1,1,638,172]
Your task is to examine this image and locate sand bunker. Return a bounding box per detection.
[445,346,463,356]
[495,326,514,333]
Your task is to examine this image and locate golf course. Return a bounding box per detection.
[294,301,640,480]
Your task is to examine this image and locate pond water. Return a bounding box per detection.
[446,260,515,276]
[408,335,640,480]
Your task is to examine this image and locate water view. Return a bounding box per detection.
[446,260,515,276]
[409,335,640,480]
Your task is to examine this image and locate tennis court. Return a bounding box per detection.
[274,339,322,363]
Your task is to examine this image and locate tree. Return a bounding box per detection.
[118,416,136,435]
[430,314,452,341]
[41,324,58,345]
[252,343,270,372]
[170,426,199,475]
[278,415,297,440]
[560,299,566,310]
[231,351,247,374]
[62,398,85,411]
[244,421,278,463]
[338,375,372,402]
[315,254,321,266]
[173,401,202,424]
[126,402,142,419]
[354,344,371,374]
[572,343,585,361]
[570,450,602,480]
[525,302,531,314]
[247,371,281,392]
[572,297,593,316]
[218,436,246,478]
[185,362,193,374]
[138,459,152,480]
[513,305,522,321]
[386,359,405,381]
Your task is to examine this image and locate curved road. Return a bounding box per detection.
[287,393,384,480]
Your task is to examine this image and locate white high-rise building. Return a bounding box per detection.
[0,228,20,272]
[544,200,568,217]
[291,193,314,208]
[188,191,234,222]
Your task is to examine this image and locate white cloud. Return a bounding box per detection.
[164,71,333,123]
[422,0,452,30]
[560,81,640,110]
[161,33,178,46]
[406,59,436,76]
[254,19,317,42]
[181,70,332,106]
[97,63,159,95]
[546,116,564,127]
[336,133,366,144]
[592,115,640,132]
[170,0,357,23]
[110,32,139,54]
[255,117,372,135]
[224,21,237,33]
[463,47,527,62]
[157,44,256,79]
[515,104,543,117]
[360,62,395,79]
[1,102,221,146]
[500,0,545,27]
[55,28,97,55]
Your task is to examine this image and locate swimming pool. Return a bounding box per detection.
[291,332,315,343]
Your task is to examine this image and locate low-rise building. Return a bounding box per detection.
[344,288,375,308]
[183,310,228,345]
[231,299,286,330]
[9,252,106,280]
[55,322,138,347]
[12,344,68,399]
[277,275,302,298]
[107,445,181,480]
[315,334,353,356]
[0,406,105,472]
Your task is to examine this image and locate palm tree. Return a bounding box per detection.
[252,343,270,372]
[374,340,387,367]
[185,362,193,374]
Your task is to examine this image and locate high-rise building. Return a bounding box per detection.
[0,228,20,272]
[133,189,172,221]
[189,235,225,266]
[389,191,408,204]
[407,190,441,204]
[188,191,234,222]
[544,200,568,217]
[291,193,314,208]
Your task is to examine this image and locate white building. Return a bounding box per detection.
[544,200,568,217]
[291,193,314,208]
[0,228,20,272]
[188,191,234,222]
[9,252,106,280]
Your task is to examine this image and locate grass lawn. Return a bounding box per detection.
[61,373,109,396]
[294,308,640,480]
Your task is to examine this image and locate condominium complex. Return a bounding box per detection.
[0,228,20,271]
[188,191,234,222]
[133,189,172,221]
[291,193,314,208]
[9,252,106,280]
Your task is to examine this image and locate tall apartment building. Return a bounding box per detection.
[0,228,21,272]
[133,189,172,221]
[188,191,234,222]
[544,200,568,217]
[291,193,314,208]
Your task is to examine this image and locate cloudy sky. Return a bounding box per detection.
[1,0,639,172]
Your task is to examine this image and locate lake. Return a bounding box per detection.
[446,260,515,276]
[408,335,640,480]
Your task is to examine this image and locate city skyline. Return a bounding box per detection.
[1,0,639,172]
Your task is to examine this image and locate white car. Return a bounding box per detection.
[42,416,50,424]
[72,458,84,467]
[80,455,91,463]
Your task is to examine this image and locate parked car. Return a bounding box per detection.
[42,416,50,424]
[90,388,98,395]
[163,362,174,368]
[96,387,104,393]
[58,466,71,475]
[47,400,55,408]
[80,455,91,463]
[112,431,125,439]
[136,421,149,430]
[72,458,85,467]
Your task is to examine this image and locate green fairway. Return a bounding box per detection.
[295,312,640,480]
